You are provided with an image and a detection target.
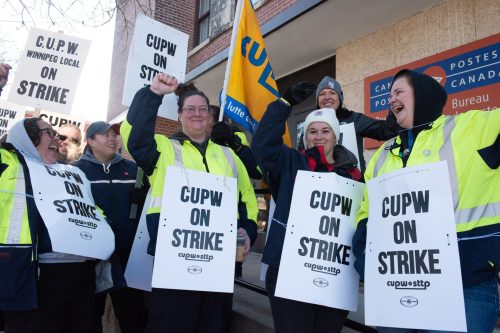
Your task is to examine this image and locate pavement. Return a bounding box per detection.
[230,251,367,333]
[231,249,500,333]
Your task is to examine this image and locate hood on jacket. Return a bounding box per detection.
[79,148,123,166]
[391,69,447,128]
[6,119,43,162]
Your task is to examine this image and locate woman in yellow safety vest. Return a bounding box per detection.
[352,69,499,333]
[121,72,258,333]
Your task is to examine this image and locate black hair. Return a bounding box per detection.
[24,117,42,146]
[210,105,220,123]
[175,82,210,113]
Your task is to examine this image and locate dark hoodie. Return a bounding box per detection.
[391,69,447,166]
[74,149,144,260]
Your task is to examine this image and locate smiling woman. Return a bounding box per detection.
[23,118,61,164]
[1,117,100,332]
[251,99,361,333]
[120,72,258,332]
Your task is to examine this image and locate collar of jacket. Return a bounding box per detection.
[170,131,209,155]
[302,144,358,172]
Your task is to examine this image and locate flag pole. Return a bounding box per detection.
[219,0,245,122]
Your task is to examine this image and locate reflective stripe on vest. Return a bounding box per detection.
[7,166,28,244]
[170,139,238,178]
[374,116,498,226]
[148,140,239,210]
[439,117,458,209]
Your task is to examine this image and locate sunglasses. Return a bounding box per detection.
[58,134,80,144]
[39,127,59,139]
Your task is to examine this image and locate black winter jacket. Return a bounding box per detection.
[74,150,147,262]
[335,107,397,172]
[252,100,361,268]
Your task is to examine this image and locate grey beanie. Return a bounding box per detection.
[316,76,344,107]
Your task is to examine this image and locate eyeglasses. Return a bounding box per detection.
[58,134,80,144]
[182,105,209,115]
[39,128,59,139]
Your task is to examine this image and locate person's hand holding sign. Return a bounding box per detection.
[237,228,251,260]
[150,72,179,96]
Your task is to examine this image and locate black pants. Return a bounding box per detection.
[2,309,40,333]
[265,266,348,333]
[146,288,232,333]
[92,287,148,333]
[37,262,95,333]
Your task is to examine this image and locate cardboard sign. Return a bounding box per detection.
[8,28,90,114]
[275,170,364,311]
[0,100,25,137]
[339,123,360,170]
[364,33,499,148]
[122,14,189,120]
[38,109,85,132]
[124,191,154,291]
[24,159,114,260]
[364,161,465,331]
[152,166,237,292]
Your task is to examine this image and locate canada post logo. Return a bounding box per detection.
[368,42,499,114]
[187,265,202,274]
[80,231,92,240]
[313,278,329,288]
[400,296,418,307]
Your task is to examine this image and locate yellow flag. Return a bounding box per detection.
[221,0,291,145]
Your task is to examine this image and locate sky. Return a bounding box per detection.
[0,1,116,121]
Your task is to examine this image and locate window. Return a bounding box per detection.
[197,0,211,44]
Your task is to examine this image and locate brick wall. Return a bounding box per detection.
[187,0,298,71]
[155,116,180,136]
[113,0,299,137]
[154,0,197,50]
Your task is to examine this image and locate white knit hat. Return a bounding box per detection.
[302,108,340,149]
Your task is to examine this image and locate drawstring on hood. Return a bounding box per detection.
[79,148,123,172]
[390,69,448,164]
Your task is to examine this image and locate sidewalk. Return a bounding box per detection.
[231,252,365,333]
[231,251,500,333]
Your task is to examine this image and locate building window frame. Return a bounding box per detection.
[196,0,211,45]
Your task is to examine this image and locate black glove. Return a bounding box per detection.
[211,121,242,151]
[129,186,148,205]
[282,81,317,107]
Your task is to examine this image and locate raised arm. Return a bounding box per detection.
[120,73,178,175]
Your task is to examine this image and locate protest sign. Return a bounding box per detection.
[122,14,188,120]
[152,166,237,292]
[339,123,360,169]
[0,100,25,137]
[8,28,90,114]
[125,191,154,291]
[38,109,85,132]
[25,159,114,259]
[275,170,364,311]
[364,161,465,331]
